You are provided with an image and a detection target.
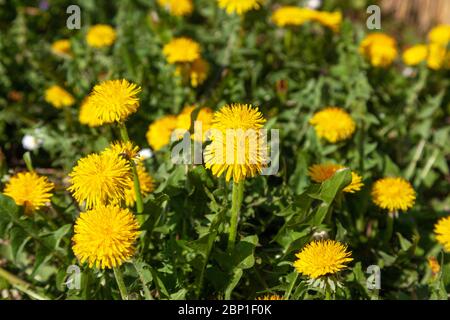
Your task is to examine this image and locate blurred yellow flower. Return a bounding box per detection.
[146,115,178,151]
[51,39,71,56]
[294,240,353,279]
[45,85,75,109]
[189,58,209,87]
[72,205,140,269]
[313,11,342,32]
[124,164,154,207]
[359,33,398,67]
[175,58,209,87]
[308,163,363,193]
[3,171,54,214]
[402,44,428,66]
[427,43,450,70]
[176,105,196,132]
[217,0,261,15]
[68,152,132,209]
[309,107,356,143]
[428,24,450,46]
[371,177,415,212]
[434,216,450,252]
[157,0,193,16]
[88,79,141,124]
[204,103,268,183]
[78,98,102,127]
[256,295,284,300]
[86,24,116,48]
[428,256,441,276]
[175,106,213,141]
[271,6,317,27]
[163,37,201,64]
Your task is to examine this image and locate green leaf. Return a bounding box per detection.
[232,235,258,270]
[0,193,19,220]
[224,268,243,300]
[9,226,30,261]
[308,168,352,204]
[170,288,188,300]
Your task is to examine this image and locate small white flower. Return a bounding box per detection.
[22,134,42,151]
[402,67,416,78]
[312,230,328,240]
[138,148,153,160]
[306,0,322,9]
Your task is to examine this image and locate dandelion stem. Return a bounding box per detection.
[284,28,293,52]
[63,107,73,132]
[23,152,34,172]
[119,123,144,217]
[113,266,129,300]
[384,213,395,244]
[325,289,331,300]
[228,180,244,253]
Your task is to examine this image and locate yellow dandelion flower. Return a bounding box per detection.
[294,240,353,279]
[371,177,416,212]
[175,106,214,141]
[79,98,102,127]
[3,171,54,214]
[256,294,284,300]
[124,165,154,207]
[204,103,268,183]
[86,24,117,48]
[146,115,178,151]
[308,163,363,193]
[402,44,428,66]
[175,58,210,87]
[428,24,450,46]
[217,0,261,15]
[176,105,196,133]
[45,85,75,109]
[88,79,141,124]
[309,107,356,143]
[313,11,342,33]
[157,0,193,16]
[68,152,132,209]
[189,58,209,87]
[51,39,71,56]
[72,205,140,269]
[434,216,450,252]
[428,256,441,275]
[102,140,140,163]
[427,43,450,70]
[163,37,201,64]
[193,107,214,141]
[271,6,317,27]
[359,33,398,67]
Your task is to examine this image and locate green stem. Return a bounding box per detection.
[284,28,293,53]
[284,272,298,300]
[119,123,144,217]
[227,180,244,253]
[63,107,73,132]
[113,267,129,300]
[196,232,216,299]
[23,152,34,172]
[384,213,395,244]
[325,289,331,300]
[132,261,153,300]
[0,267,51,300]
